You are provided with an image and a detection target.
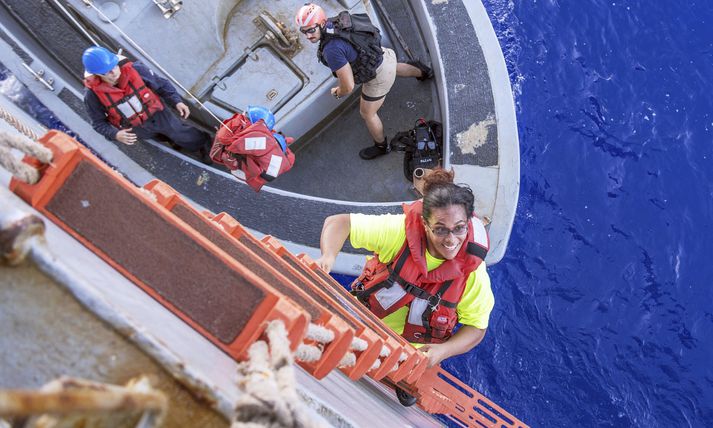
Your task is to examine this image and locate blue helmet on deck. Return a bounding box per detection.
[82,46,119,75]
[246,105,275,129]
[272,132,287,152]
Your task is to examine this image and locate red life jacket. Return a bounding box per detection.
[210,112,295,192]
[351,200,489,344]
[84,60,164,128]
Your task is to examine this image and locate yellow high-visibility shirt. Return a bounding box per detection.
[349,213,494,342]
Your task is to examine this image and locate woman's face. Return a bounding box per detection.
[422,204,469,260]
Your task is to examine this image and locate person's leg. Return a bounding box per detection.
[396,62,421,78]
[131,121,160,142]
[358,96,391,160]
[153,109,212,151]
[359,96,387,143]
[358,48,398,160]
[397,60,433,81]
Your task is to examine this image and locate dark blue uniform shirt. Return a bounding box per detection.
[83,61,182,141]
[321,38,359,72]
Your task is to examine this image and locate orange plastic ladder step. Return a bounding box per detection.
[10,130,309,361]
[293,253,430,384]
[143,179,355,379]
[211,212,387,381]
[261,243,426,383]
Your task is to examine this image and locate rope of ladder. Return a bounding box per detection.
[0,376,167,426]
[0,132,52,185]
[0,105,45,142]
[292,325,395,373]
[0,103,53,185]
[232,320,327,428]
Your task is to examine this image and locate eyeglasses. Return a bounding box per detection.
[300,26,318,35]
[425,223,468,237]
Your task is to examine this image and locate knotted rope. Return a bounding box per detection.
[232,320,327,428]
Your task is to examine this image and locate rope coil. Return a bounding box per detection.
[338,352,356,369]
[295,344,322,363]
[0,376,167,427]
[304,323,335,344]
[350,337,368,352]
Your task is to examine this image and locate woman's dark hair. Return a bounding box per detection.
[422,168,475,220]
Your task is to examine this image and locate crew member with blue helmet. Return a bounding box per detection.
[81,46,212,163]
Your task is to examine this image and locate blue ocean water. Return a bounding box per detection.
[452,1,713,426]
[3,1,712,426]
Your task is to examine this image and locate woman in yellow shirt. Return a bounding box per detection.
[316,169,494,371]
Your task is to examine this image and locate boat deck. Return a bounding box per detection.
[0,0,518,272]
[274,0,437,201]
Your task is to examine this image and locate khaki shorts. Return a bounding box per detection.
[361,47,397,101]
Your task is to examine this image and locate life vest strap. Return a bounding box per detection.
[467,241,488,260]
[259,172,275,182]
[400,280,457,309]
[390,246,458,309]
[421,279,455,342]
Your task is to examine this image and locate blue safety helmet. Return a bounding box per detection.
[272,133,287,152]
[82,46,119,75]
[246,105,275,130]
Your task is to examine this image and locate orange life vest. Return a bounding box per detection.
[351,200,489,343]
[84,60,164,128]
[210,112,295,192]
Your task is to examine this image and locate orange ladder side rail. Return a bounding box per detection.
[261,235,402,381]
[262,241,428,383]
[294,255,527,428]
[9,130,309,360]
[412,366,529,428]
[211,212,385,381]
[143,180,354,380]
[295,253,430,384]
[293,252,429,383]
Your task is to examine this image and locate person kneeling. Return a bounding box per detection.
[81,46,212,164]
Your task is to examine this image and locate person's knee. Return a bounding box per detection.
[359,103,380,120]
[359,107,372,120]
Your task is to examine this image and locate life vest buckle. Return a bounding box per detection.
[427,293,441,310]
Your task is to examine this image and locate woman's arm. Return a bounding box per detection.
[419,325,487,368]
[315,214,351,273]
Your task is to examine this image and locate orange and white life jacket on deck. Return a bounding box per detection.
[84,60,164,128]
[210,112,295,192]
[351,201,489,344]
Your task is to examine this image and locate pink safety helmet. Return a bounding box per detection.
[295,3,327,28]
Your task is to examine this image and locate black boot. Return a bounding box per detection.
[407,59,433,81]
[395,387,417,407]
[359,139,390,160]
